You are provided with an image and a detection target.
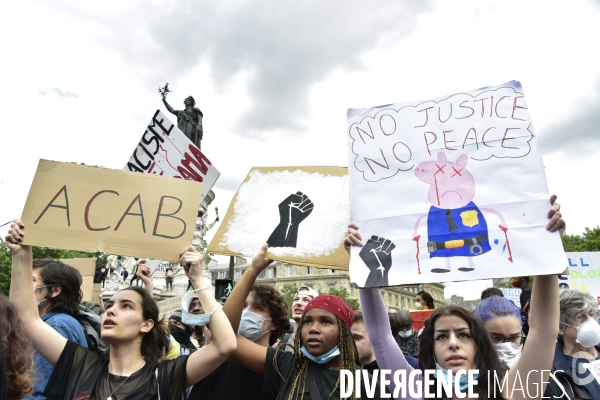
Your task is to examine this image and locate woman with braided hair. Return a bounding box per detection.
[222,244,384,400]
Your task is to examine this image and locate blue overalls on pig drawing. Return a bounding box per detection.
[427,201,491,258]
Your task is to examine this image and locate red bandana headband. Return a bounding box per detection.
[303,294,354,327]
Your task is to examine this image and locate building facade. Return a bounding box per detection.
[445,294,481,312]
[209,258,445,311]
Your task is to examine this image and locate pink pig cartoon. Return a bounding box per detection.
[412,152,511,273]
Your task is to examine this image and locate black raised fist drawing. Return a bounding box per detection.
[359,235,396,287]
[266,191,314,248]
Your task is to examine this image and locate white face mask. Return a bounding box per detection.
[34,284,52,306]
[238,309,272,342]
[494,342,522,370]
[398,329,413,339]
[415,302,421,308]
[568,318,600,348]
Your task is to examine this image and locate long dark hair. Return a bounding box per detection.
[417,290,435,309]
[418,305,505,400]
[33,259,83,316]
[111,287,170,363]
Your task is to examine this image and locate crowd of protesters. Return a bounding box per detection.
[3,193,600,400]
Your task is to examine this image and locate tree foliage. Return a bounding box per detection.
[280,284,360,316]
[562,227,600,252]
[281,284,299,318]
[328,287,360,310]
[0,238,107,296]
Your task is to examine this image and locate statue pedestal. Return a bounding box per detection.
[100,189,219,303]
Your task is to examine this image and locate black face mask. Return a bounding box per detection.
[169,324,194,348]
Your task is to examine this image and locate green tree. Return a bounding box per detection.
[328,287,360,310]
[562,227,600,252]
[281,284,299,318]
[0,237,108,296]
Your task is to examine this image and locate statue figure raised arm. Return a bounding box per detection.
[160,84,204,150]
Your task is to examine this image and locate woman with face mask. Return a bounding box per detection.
[474,292,568,399]
[551,289,600,399]
[345,194,564,400]
[222,244,384,400]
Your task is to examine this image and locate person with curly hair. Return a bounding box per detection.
[221,244,383,400]
[7,220,236,400]
[190,283,291,400]
[0,294,34,400]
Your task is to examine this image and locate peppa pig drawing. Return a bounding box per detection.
[412,152,511,273]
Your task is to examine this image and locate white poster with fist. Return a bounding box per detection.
[207,166,351,270]
[347,80,566,287]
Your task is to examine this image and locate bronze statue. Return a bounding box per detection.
[159,83,204,149]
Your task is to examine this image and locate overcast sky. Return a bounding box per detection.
[1,0,599,300]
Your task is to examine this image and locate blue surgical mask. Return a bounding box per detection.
[238,309,272,342]
[300,345,340,364]
[434,363,479,392]
[181,291,213,326]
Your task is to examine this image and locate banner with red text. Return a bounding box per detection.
[125,110,219,200]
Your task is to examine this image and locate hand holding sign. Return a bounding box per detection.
[180,245,203,284]
[250,243,273,274]
[136,260,152,286]
[5,219,29,258]
[267,191,314,248]
[359,235,396,287]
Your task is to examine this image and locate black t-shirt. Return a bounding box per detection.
[43,340,189,400]
[362,360,379,376]
[264,346,383,400]
[189,357,273,400]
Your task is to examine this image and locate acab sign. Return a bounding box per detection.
[21,160,203,262]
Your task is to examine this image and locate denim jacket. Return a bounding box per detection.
[25,311,87,400]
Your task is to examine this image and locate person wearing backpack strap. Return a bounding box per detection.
[27,259,88,400]
[75,304,109,356]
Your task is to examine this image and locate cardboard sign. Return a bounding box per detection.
[21,160,203,262]
[559,252,600,305]
[157,294,184,321]
[500,288,522,309]
[91,283,102,302]
[208,166,351,269]
[125,110,220,200]
[61,258,96,276]
[59,258,96,302]
[347,81,566,287]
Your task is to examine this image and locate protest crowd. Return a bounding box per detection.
[0,84,597,400]
[2,192,599,400]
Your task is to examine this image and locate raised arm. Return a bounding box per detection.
[6,220,67,366]
[346,223,421,400]
[181,246,236,386]
[98,293,105,313]
[162,97,177,115]
[225,244,273,374]
[506,195,564,400]
[136,259,153,297]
